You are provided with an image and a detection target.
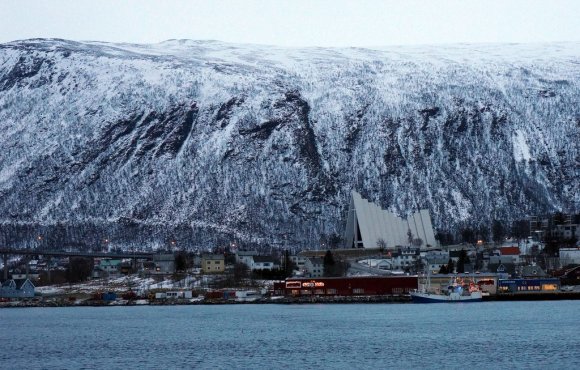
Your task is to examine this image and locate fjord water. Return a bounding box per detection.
[1,302,579,369]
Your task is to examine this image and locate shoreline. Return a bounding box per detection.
[0,295,412,308]
[3,291,580,308]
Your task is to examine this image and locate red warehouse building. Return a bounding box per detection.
[274,276,418,297]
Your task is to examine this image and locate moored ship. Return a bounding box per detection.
[411,276,483,303]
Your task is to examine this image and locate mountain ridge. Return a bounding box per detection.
[0,39,578,250]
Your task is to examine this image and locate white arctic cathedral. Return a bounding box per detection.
[344,191,437,249]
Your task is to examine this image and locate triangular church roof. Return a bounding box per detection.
[344,191,436,249]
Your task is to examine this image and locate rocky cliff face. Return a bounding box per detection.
[0,39,578,249]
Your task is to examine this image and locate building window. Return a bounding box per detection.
[214,261,220,264]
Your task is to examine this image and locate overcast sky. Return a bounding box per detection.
[1,0,579,47]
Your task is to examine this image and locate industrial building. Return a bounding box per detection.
[497,278,560,293]
[273,276,418,297]
[344,191,437,249]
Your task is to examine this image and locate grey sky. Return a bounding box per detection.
[1,0,579,47]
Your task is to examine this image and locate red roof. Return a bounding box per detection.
[500,246,520,255]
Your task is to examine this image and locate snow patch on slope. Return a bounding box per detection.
[513,130,532,162]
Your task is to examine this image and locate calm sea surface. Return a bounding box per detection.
[1,301,579,369]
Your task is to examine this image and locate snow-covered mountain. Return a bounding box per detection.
[0,39,578,249]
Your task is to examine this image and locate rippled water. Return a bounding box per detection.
[1,301,579,369]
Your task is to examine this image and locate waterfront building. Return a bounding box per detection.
[497,278,560,293]
[164,291,193,299]
[273,276,418,297]
[0,278,35,298]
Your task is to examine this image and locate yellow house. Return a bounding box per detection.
[202,254,225,274]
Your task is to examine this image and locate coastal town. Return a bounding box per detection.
[2,206,579,307]
[2,3,579,370]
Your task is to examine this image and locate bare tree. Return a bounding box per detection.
[376,238,387,251]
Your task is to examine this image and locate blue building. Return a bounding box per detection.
[0,278,35,298]
[497,278,560,293]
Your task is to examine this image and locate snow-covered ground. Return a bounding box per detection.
[36,276,182,296]
[34,274,271,297]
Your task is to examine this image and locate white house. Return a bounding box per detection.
[289,255,309,271]
[304,257,324,277]
[391,247,420,270]
[93,259,122,278]
[251,256,280,271]
[559,248,580,266]
[424,251,450,273]
[235,251,258,267]
[499,247,521,264]
[361,259,393,270]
